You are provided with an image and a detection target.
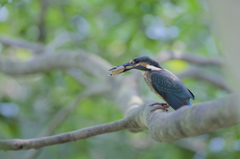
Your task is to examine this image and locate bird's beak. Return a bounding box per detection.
[108,62,136,76]
[109,62,136,72]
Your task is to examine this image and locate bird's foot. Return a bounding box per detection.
[149,102,169,112]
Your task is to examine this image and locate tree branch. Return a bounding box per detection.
[177,67,233,93]
[0,118,130,151]
[38,0,48,42]
[0,50,228,93]
[24,81,108,159]
[37,89,107,138]
[0,50,111,81]
[146,96,239,142]
[156,50,224,66]
[0,35,223,67]
[0,34,44,53]
[0,94,238,151]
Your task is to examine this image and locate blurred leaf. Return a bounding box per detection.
[0,0,8,7]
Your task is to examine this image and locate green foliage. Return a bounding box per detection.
[0,0,233,159]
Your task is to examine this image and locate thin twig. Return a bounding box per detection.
[38,0,48,42]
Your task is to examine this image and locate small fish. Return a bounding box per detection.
[108,65,126,76]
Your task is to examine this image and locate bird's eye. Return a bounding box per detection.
[134,59,139,63]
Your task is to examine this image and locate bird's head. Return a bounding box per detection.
[127,56,162,71]
[109,56,162,75]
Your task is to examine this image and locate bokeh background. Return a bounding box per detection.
[0,0,238,159]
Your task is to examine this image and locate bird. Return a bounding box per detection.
[109,56,194,112]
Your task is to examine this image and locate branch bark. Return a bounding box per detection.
[146,96,239,142]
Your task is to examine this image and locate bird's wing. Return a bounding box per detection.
[150,71,194,110]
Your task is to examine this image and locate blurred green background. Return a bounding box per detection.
[0,0,238,159]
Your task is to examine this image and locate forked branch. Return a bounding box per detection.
[0,95,238,151]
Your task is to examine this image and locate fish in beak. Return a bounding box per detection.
[108,62,136,76]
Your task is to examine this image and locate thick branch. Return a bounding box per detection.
[146,95,239,142]
[0,50,111,81]
[156,50,224,66]
[0,94,238,151]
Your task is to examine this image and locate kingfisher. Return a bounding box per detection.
[109,56,194,111]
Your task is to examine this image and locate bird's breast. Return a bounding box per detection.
[142,71,166,102]
[142,71,153,89]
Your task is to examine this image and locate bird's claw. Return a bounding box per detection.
[149,102,169,112]
[150,102,168,107]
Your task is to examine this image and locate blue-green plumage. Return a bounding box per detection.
[143,69,194,110]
